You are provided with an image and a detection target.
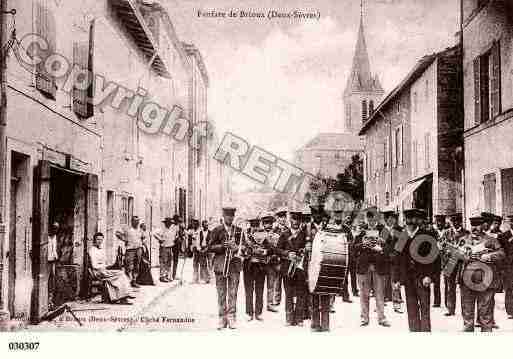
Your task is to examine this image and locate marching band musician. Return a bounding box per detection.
[459,216,504,332]
[261,211,281,313]
[392,208,440,332]
[276,210,308,326]
[191,219,211,284]
[208,206,245,330]
[431,214,447,308]
[301,206,314,321]
[498,215,513,319]
[479,212,502,329]
[353,209,391,327]
[333,209,353,305]
[243,216,270,321]
[266,207,288,311]
[381,210,404,314]
[441,213,468,316]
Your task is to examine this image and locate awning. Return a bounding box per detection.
[382,177,426,212]
[110,0,170,78]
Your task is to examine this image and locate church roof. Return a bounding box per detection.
[298,133,364,152]
[344,16,383,96]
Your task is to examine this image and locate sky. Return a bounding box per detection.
[164,0,460,190]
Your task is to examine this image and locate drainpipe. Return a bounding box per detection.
[0,0,10,326]
[460,0,466,225]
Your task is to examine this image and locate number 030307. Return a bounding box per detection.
[8,342,40,351]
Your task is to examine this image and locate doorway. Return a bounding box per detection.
[8,152,30,319]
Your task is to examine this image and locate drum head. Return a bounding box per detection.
[308,232,322,293]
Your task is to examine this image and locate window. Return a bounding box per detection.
[345,103,352,130]
[120,195,134,225]
[369,100,374,115]
[72,20,95,119]
[335,152,340,159]
[362,99,368,122]
[413,91,418,113]
[385,192,390,206]
[483,173,496,214]
[396,101,401,115]
[474,41,501,124]
[35,3,57,99]
[425,80,429,101]
[395,128,402,167]
[384,136,389,170]
[424,132,431,169]
[391,130,396,168]
[413,140,418,176]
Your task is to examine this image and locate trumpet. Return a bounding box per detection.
[222,222,245,278]
[287,249,305,278]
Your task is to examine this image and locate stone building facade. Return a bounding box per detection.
[0,0,224,324]
[462,0,513,223]
[360,46,463,220]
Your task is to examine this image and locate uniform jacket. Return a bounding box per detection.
[208,224,244,274]
[245,230,272,264]
[392,226,442,284]
[460,232,505,289]
[276,227,307,276]
[353,224,391,276]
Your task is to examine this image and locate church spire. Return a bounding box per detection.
[344,0,380,96]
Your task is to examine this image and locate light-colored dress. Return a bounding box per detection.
[89,246,131,302]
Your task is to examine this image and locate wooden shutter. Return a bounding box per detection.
[399,125,404,165]
[35,3,56,99]
[483,173,496,214]
[391,129,397,168]
[501,168,513,217]
[413,140,418,176]
[490,40,501,119]
[474,56,481,125]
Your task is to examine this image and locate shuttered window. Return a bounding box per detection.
[391,129,397,168]
[72,20,95,118]
[413,140,418,176]
[483,173,496,214]
[490,40,501,119]
[424,132,431,169]
[501,168,513,217]
[474,57,481,125]
[384,136,389,170]
[35,2,57,99]
[474,41,500,125]
[362,99,368,122]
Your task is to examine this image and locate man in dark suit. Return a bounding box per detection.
[208,206,244,330]
[276,210,308,326]
[381,210,404,313]
[354,209,391,327]
[460,216,504,332]
[499,215,513,319]
[392,208,440,332]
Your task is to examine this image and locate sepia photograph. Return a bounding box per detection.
[0,0,512,349]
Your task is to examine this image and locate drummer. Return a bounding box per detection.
[310,208,354,332]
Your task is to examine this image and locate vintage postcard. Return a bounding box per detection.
[0,0,512,344]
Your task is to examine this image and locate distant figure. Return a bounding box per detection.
[115,216,142,288]
[137,222,155,286]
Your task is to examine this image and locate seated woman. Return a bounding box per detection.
[89,232,135,305]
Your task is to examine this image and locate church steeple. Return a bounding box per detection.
[344,0,382,96]
[343,0,384,135]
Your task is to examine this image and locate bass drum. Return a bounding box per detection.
[308,227,349,295]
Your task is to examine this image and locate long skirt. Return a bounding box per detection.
[93,269,131,302]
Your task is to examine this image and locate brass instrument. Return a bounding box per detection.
[222,222,246,278]
[287,248,305,278]
[247,230,270,264]
[361,229,385,251]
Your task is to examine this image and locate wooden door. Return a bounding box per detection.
[31,160,50,323]
[8,178,18,316]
